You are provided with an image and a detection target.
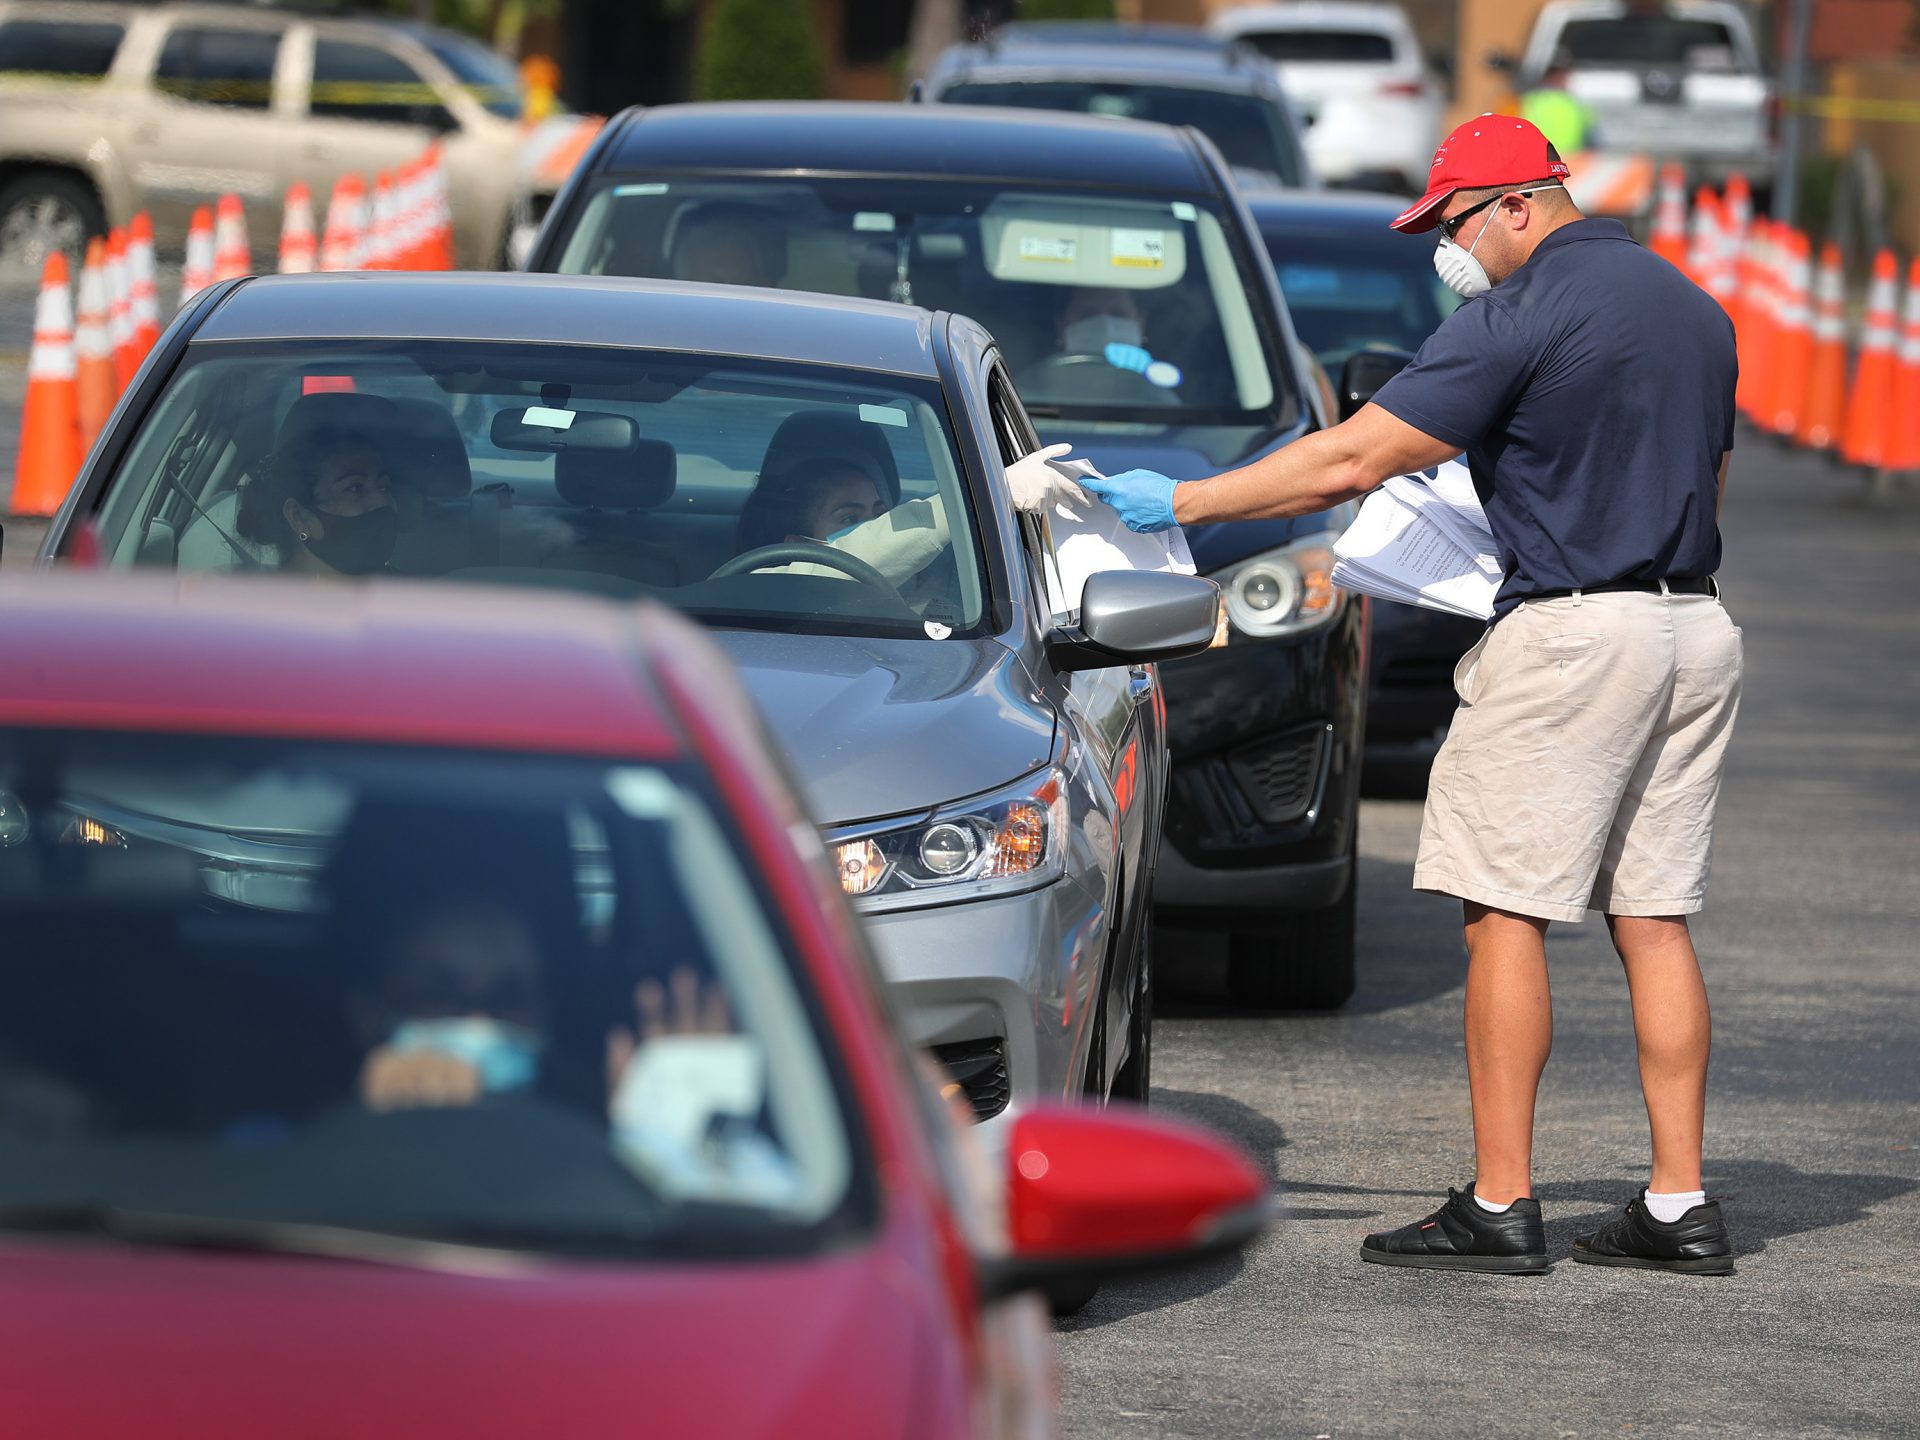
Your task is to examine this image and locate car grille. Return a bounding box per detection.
[931,1037,1010,1123]
[1224,724,1329,826]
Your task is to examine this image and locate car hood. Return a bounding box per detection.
[0,1242,939,1439]
[706,630,1055,826]
[1041,428,1330,572]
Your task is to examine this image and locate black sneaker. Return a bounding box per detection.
[1571,1191,1734,1275]
[1360,1185,1550,1273]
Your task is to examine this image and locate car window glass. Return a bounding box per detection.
[554,176,1296,467]
[154,27,279,110]
[1237,30,1396,63]
[1265,232,1460,374]
[1556,19,1739,69]
[310,39,450,128]
[0,18,125,78]
[89,341,990,643]
[988,365,1069,621]
[939,81,1304,187]
[0,730,870,1259]
[415,28,524,119]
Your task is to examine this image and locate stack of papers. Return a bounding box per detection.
[1332,460,1502,620]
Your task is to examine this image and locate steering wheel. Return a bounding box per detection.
[709,540,912,612]
[1026,353,1181,406]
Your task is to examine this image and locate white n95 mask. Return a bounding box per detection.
[1434,221,1495,300]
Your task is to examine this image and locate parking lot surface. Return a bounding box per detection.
[1073,436,1920,1438]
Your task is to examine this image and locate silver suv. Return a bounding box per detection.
[0,1,590,271]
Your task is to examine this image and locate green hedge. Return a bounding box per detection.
[695,0,825,101]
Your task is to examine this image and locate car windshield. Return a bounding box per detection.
[938,82,1307,187]
[1235,30,1396,63]
[0,729,868,1261]
[414,28,525,118]
[1262,228,1461,373]
[1555,18,1741,70]
[90,342,990,641]
[554,177,1295,464]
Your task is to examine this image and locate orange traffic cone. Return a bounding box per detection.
[105,226,139,392]
[1766,230,1813,437]
[423,143,457,270]
[365,172,397,270]
[1649,163,1688,268]
[1684,185,1719,288]
[1736,220,1777,420]
[279,181,317,274]
[212,193,251,282]
[180,205,215,307]
[74,238,116,450]
[128,211,160,361]
[1719,173,1754,332]
[11,253,84,516]
[320,174,368,272]
[1840,249,1901,469]
[1884,259,1920,473]
[1796,241,1848,450]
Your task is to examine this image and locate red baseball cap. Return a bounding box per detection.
[1389,114,1572,234]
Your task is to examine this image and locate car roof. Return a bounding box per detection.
[930,43,1276,92]
[988,21,1232,51]
[600,102,1213,195]
[189,272,942,378]
[0,572,683,758]
[1246,190,1431,260]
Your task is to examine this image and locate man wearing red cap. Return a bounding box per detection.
[1084,116,1740,1276]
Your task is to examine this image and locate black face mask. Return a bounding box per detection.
[305,505,398,576]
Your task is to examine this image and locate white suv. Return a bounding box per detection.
[1210,2,1441,195]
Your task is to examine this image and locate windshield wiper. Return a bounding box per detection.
[0,1202,546,1273]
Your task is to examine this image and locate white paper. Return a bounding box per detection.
[1333,462,1502,620]
[1038,454,1196,612]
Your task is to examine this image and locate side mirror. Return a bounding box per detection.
[1339,348,1416,420]
[1047,570,1221,672]
[904,78,926,103]
[976,1105,1269,1302]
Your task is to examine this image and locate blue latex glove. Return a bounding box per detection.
[1079,467,1180,534]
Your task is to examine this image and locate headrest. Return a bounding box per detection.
[554,438,676,510]
[760,409,901,506]
[384,397,472,501]
[272,391,401,457]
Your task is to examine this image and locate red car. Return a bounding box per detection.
[0,573,1265,1439]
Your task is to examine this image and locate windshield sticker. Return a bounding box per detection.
[1111,229,1168,269]
[1019,235,1077,263]
[613,182,670,196]
[522,406,575,429]
[1171,201,1199,221]
[1089,94,1136,118]
[858,403,909,427]
[853,211,896,232]
[923,619,953,640]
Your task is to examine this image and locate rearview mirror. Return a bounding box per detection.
[1047,570,1221,672]
[1339,348,1416,420]
[975,1105,1268,1302]
[490,406,638,454]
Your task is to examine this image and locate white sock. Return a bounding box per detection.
[1644,1189,1706,1223]
[1472,1192,1515,1214]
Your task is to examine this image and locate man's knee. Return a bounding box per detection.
[1606,912,1693,960]
[1464,901,1552,942]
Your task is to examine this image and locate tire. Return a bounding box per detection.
[1226,866,1357,1011]
[0,171,105,275]
[1108,923,1153,1106]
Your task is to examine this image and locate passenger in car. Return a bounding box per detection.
[735,453,952,587]
[668,202,783,288]
[236,393,402,577]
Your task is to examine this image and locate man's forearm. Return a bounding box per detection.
[1173,427,1372,524]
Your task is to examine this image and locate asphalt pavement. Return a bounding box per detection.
[1071,436,1920,1439]
[1,278,1916,1439]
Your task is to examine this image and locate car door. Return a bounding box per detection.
[288,25,460,218]
[124,16,295,249]
[984,359,1158,1088]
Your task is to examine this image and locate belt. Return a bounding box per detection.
[1528,576,1718,602]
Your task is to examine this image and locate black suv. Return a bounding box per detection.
[529,102,1375,1008]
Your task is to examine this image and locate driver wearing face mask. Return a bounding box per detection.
[1057,286,1146,359]
[238,393,402,577]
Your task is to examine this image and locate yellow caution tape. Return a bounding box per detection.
[1786,94,1920,124]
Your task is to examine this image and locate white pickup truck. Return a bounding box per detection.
[1497,0,1775,199]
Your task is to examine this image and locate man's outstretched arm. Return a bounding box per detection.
[1084,403,1461,533]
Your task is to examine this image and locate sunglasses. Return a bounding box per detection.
[1436,185,1560,243]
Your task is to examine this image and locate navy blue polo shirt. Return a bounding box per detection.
[1372,218,1736,617]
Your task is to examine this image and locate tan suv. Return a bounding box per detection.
[0,1,593,271]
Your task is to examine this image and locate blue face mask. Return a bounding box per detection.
[387,1017,543,1093]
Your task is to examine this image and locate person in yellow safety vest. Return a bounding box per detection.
[1519,55,1599,156]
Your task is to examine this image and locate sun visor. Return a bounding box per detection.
[981,198,1187,289]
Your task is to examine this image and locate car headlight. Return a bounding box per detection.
[1213,533,1345,640]
[830,767,1068,913]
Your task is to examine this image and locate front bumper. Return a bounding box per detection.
[1150,598,1367,922]
[858,871,1105,1136]
[1365,600,1483,757]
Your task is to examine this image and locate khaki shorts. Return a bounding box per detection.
[1413,587,1744,923]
